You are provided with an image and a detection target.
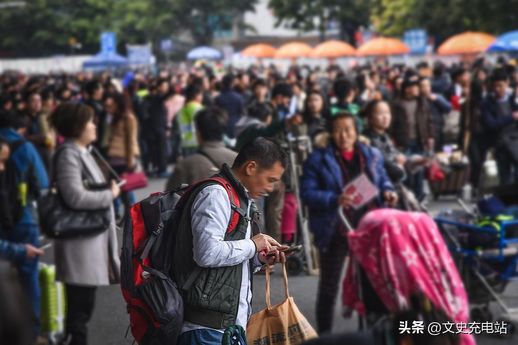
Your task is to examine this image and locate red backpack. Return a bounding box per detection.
[120,177,241,345]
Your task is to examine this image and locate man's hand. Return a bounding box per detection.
[384,191,399,208]
[251,233,281,255]
[258,251,286,265]
[25,244,44,259]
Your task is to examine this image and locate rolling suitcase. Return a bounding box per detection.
[39,263,66,344]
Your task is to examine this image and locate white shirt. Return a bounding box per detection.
[181,184,262,334]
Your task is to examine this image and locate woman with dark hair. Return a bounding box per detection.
[104,92,140,175]
[299,91,328,141]
[301,113,397,334]
[104,92,140,219]
[50,103,120,345]
[362,99,407,183]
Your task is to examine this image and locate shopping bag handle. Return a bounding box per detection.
[265,263,290,309]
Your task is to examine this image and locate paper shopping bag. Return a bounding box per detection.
[247,264,317,345]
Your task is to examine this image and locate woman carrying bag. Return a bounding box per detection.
[104,92,141,220]
[49,103,121,345]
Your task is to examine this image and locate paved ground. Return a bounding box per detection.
[42,177,518,344]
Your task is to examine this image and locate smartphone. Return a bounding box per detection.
[40,243,52,251]
[267,244,302,257]
[117,179,127,188]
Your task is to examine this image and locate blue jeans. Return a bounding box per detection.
[177,329,224,345]
[12,223,41,338]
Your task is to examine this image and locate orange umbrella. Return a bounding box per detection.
[357,37,410,56]
[241,43,277,58]
[275,42,313,59]
[310,40,356,58]
[437,31,496,55]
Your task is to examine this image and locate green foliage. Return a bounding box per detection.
[372,0,518,39]
[0,0,258,57]
[172,0,258,45]
[269,0,518,44]
[268,0,372,42]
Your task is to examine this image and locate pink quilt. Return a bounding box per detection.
[342,209,475,345]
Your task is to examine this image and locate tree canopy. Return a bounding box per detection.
[0,0,257,57]
[268,0,518,44]
[372,0,518,40]
[2,0,518,57]
[268,0,372,42]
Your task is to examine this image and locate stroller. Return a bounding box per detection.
[435,197,518,334]
[340,208,476,345]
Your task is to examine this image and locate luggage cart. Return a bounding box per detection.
[435,202,518,335]
[284,135,319,276]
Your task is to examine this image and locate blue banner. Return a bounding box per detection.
[404,29,427,55]
[101,32,116,55]
[127,44,154,65]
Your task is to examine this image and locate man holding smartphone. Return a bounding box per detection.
[172,137,289,345]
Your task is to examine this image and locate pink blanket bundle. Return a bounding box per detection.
[342,209,475,345]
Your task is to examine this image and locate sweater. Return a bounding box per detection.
[107,113,140,161]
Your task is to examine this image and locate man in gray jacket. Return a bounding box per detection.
[166,107,237,190]
[173,137,288,345]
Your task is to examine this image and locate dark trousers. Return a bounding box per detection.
[405,140,425,200]
[495,148,518,186]
[468,134,488,188]
[146,131,167,173]
[316,231,348,334]
[65,285,97,345]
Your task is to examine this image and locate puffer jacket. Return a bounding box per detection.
[0,239,25,261]
[300,142,394,251]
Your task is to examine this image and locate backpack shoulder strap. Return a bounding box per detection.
[179,177,245,291]
[205,176,243,234]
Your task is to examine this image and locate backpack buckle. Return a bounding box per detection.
[153,222,164,236]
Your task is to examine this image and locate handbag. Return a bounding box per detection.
[38,146,111,239]
[120,171,148,193]
[98,120,148,193]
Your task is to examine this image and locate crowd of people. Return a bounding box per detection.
[1,55,518,345]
